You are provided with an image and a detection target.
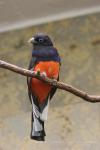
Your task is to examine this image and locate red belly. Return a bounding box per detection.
[31,61,60,104]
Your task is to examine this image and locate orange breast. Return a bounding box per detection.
[31,61,60,104]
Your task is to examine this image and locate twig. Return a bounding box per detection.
[0,60,100,103]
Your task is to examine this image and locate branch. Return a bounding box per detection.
[0,60,100,103]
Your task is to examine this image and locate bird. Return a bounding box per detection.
[27,33,61,141]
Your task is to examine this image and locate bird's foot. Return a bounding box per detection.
[33,70,47,77]
[41,72,47,77]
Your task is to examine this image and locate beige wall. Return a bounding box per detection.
[0,13,100,149]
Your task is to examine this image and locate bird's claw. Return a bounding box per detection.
[41,72,47,77]
[33,70,47,77]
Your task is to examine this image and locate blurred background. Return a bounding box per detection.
[0,0,100,150]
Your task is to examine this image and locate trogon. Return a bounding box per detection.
[27,33,61,141]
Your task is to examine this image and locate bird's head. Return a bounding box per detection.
[28,33,53,47]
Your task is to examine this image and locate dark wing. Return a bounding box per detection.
[49,49,61,100]
[49,51,61,100]
[27,57,37,103]
[28,56,37,70]
[49,75,59,100]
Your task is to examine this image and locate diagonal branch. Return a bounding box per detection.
[0,60,100,103]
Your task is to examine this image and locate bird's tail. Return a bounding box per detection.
[30,95,49,141]
[31,112,46,141]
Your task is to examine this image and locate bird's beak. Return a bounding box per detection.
[28,37,34,43]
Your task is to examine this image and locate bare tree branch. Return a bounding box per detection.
[0,60,100,103]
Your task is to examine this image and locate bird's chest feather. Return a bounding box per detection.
[34,61,59,78]
[31,61,60,103]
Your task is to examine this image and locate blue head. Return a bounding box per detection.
[28,33,53,47]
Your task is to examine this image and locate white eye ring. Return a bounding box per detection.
[28,37,34,43]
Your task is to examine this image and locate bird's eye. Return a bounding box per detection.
[38,38,43,42]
